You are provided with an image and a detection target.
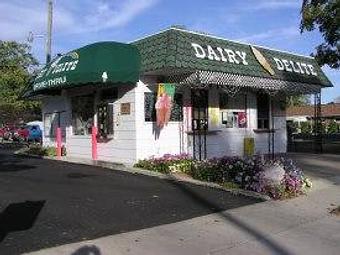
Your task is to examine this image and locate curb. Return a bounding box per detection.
[13,150,271,201]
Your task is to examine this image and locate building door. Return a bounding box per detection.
[191,89,208,160]
[97,103,114,139]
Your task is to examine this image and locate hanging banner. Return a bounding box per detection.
[155,83,176,128]
[238,112,247,128]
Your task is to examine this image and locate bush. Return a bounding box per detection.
[25,145,66,157]
[300,121,312,134]
[134,153,192,174]
[327,121,339,134]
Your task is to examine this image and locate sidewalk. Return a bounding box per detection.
[26,172,340,255]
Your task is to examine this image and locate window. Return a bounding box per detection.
[44,112,66,137]
[97,103,114,138]
[72,96,94,135]
[257,94,270,129]
[219,93,247,128]
[97,88,117,138]
[144,92,183,122]
[44,113,54,137]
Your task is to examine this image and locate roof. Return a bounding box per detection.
[133,27,332,87]
[32,42,140,92]
[287,103,340,117]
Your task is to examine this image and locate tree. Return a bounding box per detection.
[0,41,40,124]
[287,95,311,107]
[300,0,340,68]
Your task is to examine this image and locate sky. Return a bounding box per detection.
[1,0,339,103]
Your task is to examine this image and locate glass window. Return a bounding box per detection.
[219,93,247,128]
[97,103,114,138]
[144,92,183,122]
[44,113,53,137]
[44,112,67,137]
[72,96,94,135]
[97,88,117,138]
[257,94,270,129]
[44,112,59,137]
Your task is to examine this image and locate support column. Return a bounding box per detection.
[313,92,323,153]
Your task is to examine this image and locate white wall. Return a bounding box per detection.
[96,85,137,164]
[42,82,288,163]
[254,96,287,155]
[41,95,71,147]
[41,85,138,164]
[201,89,258,158]
[135,79,186,160]
[135,83,287,161]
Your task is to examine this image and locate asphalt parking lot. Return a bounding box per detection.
[0,149,262,254]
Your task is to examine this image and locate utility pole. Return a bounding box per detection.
[46,0,53,64]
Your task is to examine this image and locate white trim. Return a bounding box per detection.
[130,27,315,60]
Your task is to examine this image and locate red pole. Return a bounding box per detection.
[56,127,62,159]
[91,126,97,160]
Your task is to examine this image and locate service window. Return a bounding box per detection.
[219,93,247,128]
[144,92,183,122]
[72,96,94,135]
[257,94,270,129]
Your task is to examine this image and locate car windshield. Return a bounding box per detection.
[27,125,38,130]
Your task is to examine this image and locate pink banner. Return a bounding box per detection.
[238,112,247,128]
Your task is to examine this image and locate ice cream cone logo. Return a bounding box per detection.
[251,46,275,76]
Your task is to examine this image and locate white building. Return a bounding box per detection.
[26,28,333,164]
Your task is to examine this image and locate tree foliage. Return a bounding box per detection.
[0,41,40,124]
[300,0,340,68]
[287,95,311,107]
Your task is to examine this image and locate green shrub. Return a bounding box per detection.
[300,121,312,134]
[25,145,66,157]
[327,121,339,134]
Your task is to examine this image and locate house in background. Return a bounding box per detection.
[287,102,340,134]
[287,102,340,122]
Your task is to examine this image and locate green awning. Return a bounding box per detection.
[32,41,140,92]
[133,28,333,87]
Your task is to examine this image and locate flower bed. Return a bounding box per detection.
[134,154,312,199]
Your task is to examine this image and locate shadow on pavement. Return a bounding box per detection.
[0,153,36,172]
[168,180,292,255]
[0,200,45,242]
[71,245,101,255]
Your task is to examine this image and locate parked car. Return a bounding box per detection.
[25,121,43,143]
[17,126,30,142]
[0,127,5,138]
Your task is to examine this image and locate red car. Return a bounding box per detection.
[17,126,30,141]
[0,127,5,138]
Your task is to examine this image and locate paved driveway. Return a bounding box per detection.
[0,149,261,255]
[27,153,340,255]
[288,153,340,186]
